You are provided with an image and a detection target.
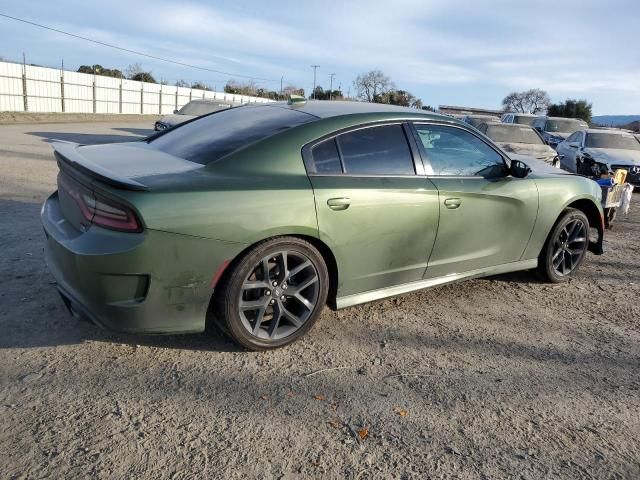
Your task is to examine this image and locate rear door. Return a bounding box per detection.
[305,123,440,297]
[410,122,539,278]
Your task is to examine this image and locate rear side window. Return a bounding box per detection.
[149,105,316,165]
[337,125,415,175]
[311,139,342,174]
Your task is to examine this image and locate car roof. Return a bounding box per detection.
[265,100,448,121]
[506,113,538,117]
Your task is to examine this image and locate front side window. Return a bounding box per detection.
[414,124,505,177]
[336,125,415,175]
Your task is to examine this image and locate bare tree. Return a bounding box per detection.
[125,63,144,79]
[353,70,395,102]
[502,89,551,114]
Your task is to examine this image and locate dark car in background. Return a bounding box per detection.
[532,116,589,148]
[154,99,235,131]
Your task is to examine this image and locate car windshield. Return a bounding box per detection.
[513,116,536,126]
[178,101,230,116]
[585,133,640,150]
[545,119,587,133]
[149,105,316,165]
[485,125,543,145]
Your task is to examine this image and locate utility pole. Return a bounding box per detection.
[328,73,336,101]
[280,76,283,98]
[311,65,320,99]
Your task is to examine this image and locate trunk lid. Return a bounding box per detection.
[52,141,204,191]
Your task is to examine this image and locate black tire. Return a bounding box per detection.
[212,237,329,350]
[536,208,590,283]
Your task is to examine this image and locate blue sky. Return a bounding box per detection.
[0,0,638,115]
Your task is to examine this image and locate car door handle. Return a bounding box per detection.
[327,197,351,211]
[444,198,462,209]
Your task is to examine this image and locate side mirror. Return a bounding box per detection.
[173,109,179,114]
[534,126,543,132]
[510,160,531,178]
[568,142,579,149]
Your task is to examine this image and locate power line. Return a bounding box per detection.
[0,12,280,84]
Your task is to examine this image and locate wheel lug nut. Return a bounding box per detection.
[266,290,271,296]
[270,299,275,304]
[272,281,277,286]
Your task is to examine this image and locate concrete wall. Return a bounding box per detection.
[0,61,274,114]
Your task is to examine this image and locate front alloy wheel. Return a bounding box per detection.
[213,238,329,350]
[537,208,590,282]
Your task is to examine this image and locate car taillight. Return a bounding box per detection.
[59,175,142,233]
[85,193,142,232]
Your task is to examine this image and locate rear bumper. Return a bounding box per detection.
[42,192,245,334]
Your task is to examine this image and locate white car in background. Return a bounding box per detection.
[556,129,640,186]
[478,122,559,167]
[154,99,234,131]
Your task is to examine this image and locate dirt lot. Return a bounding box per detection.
[1,120,639,479]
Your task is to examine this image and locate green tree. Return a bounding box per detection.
[547,99,593,124]
[191,81,211,90]
[77,64,123,78]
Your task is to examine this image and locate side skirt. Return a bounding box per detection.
[335,259,538,309]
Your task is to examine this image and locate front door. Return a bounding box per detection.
[411,122,539,278]
[306,123,440,297]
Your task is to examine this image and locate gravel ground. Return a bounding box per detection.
[1,121,639,479]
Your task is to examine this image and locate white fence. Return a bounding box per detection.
[0,61,274,114]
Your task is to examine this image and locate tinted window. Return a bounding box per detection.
[311,139,342,173]
[566,132,580,143]
[414,124,505,177]
[149,105,316,165]
[513,115,536,126]
[337,125,414,175]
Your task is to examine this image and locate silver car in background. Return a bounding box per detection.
[478,122,559,167]
[532,116,589,148]
[557,129,640,186]
[154,99,234,131]
[463,114,501,128]
[500,113,539,126]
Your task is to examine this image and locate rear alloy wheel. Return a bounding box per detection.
[536,208,589,282]
[213,238,329,350]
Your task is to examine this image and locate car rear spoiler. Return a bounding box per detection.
[52,141,149,191]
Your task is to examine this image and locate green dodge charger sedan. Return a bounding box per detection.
[42,101,605,350]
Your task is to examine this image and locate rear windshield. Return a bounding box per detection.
[149,105,316,164]
[545,119,587,133]
[585,133,640,150]
[513,115,536,126]
[485,125,543,145]
[178,101,230,116]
